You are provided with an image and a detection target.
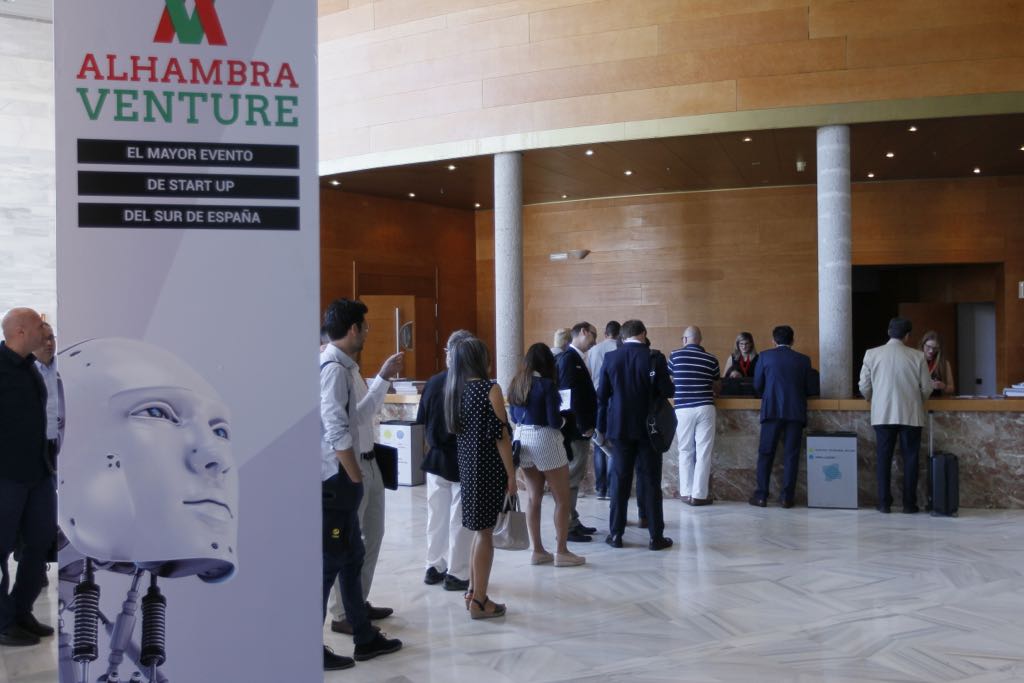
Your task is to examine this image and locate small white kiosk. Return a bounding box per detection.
[806,431,858,509]
[379,420,425,486]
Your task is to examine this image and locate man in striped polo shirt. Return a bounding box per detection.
[668,326,721,506]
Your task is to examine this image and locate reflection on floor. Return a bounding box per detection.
[6,489,1024,682]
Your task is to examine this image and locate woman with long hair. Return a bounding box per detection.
[443,337,517,619]
[723,331,758,379]
[507,343,585,568]
[919,331,956,396]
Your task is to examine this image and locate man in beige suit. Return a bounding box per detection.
[858,317,933,514]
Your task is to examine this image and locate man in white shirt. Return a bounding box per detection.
[320,299,403,670]
[33,323,62,465]
[859,317,933,514]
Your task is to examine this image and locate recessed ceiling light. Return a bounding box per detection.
[742,136,752,143]
[623,170,633,176]
[447,164,457,171]
[474,202,481,208]
[329,179,340,186]
[561,194,568,199]
[585,149,594,156]
[908,125,917,132]
[1019,145,1024,151]
[973,167,981,174]
[408,192,416,198]
[885,152,895,158]
[867,172,875,178]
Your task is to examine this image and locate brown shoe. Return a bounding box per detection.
[681,496,692,504]
[691,497,713,506]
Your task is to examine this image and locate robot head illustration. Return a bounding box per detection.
[58,338,238,582]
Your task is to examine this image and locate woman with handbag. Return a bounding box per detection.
[508,344,586,568]
[444,337,517,619]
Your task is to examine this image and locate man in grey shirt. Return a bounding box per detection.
[587,320,620,499]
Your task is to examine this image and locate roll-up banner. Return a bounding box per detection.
[54,2,321,682]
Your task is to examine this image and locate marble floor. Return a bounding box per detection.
[5,491,1024,683]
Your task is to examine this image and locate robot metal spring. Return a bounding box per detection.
[140,574,167,670]
[72,560,100,664]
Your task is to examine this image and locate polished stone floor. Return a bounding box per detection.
[6,490,1024,682]
[321,489,1024,683]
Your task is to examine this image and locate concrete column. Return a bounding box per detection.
[493,152,523,392]
[816,125,853,398]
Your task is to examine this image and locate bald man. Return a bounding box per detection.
[668,326,721,506]
[0,308,55,646]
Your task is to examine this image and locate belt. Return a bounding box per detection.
[361,451,375,460]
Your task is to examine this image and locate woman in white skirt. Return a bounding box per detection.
[507,344,585,567]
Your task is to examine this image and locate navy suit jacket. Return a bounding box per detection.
[753,346,818,425]
[597,342,673,441]
[557,346,597,440]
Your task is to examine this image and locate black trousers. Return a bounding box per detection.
[322,474,373,645]
[874,425,923,508]
[754,419,804,503]
[608,439,663,539]
[0,475,56,631]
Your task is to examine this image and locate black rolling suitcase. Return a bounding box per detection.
[927,413,959,517]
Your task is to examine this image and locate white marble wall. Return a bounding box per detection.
[0,16,56,324]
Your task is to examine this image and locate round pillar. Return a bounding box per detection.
[493,152,523,392]
[817,125,853,398]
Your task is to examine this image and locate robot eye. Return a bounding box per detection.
[129,402,181,424]
[211,422,230,441]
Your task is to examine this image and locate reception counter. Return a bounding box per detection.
[379,394,1024,510]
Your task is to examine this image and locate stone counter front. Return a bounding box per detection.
[378,395,1024,509]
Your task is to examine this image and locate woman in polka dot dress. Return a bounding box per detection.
[443,337,516,619]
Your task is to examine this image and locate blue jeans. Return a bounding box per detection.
[593,443,609,495]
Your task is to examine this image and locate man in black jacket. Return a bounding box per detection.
[417,330,474,592]
[557,322,598,542]
[0,307,54,646]
[596,320,674,551]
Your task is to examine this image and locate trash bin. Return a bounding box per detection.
[379,420,424,486]
[806,431,858,509]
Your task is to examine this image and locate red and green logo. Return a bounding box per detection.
[154,0,227,46]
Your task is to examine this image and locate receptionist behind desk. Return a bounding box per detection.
[919,331,955,397]
[721,332,758,396]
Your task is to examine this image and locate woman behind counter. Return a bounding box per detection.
[919,331,956,396]
[723,332,758,379]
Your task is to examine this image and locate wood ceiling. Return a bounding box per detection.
[323,114,1024,210]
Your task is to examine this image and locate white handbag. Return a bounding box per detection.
[492,493,529,551]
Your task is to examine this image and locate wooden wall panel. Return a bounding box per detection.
[476,187,821,368]
[318,0,1024,166]
[473,178,1024,391]
[321,190,477,378]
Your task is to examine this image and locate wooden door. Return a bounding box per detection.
[360,295,416,380]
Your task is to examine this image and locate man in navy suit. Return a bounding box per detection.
[749,325,819,508]
[557,322,598,541]
[596,320,674,551]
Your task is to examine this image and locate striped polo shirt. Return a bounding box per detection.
[668,344,721,408]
